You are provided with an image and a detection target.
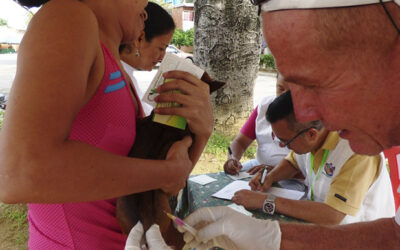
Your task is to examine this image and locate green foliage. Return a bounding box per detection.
[259,54,276,70]
[204,132,257,159]
[0,48,16,54]
[0,110,4,129]
[171,28,194,47]
[0,18,7,26]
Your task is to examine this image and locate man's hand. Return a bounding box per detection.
[179,206,281,250]
[223,159,242,175]
[249,170,273,191]
[232,190,267,210]
[246,164,275,175]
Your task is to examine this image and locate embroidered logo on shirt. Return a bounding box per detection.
[334,193,347,202]
[323,162,335,177]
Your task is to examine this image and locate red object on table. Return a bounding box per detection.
[384,146,400,210]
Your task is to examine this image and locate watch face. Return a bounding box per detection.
[263,202,274,214]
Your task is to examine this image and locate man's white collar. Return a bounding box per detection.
[261,0,400,12]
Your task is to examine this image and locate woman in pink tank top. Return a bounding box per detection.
[0,0,214,249]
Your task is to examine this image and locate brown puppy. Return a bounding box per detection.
[116,73,225,249]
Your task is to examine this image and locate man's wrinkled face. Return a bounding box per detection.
[262,10,399,155]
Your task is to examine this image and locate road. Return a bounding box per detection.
[0,54,277,106]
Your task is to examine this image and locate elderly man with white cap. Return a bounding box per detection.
[177,0,400,249]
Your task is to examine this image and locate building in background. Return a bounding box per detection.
[0,26,24,53]
[164,0,194,31]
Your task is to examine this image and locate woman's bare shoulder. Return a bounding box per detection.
[27,0,99,45]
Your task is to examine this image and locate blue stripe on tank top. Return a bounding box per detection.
[109,71,122,80]
[105,80,126,94]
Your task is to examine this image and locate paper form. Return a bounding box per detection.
[189,175,217,185]
[266,187,305,200]
[212,180,251,200]
[227,171,254,181]
[142,53,204,108]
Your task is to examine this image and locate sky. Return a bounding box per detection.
[0,0,39,30]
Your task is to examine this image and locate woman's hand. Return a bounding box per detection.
[162,136,193,195]
[154,70,213,139]
[223,159,243,175]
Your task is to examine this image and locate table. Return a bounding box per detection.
[176,172,306,223]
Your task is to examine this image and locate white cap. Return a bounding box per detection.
[261,0,400,12]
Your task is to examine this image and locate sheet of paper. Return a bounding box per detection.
[142,53,204,107]
[227,171,254,181]
[189,175,217,186]
[227,203,253,216]
[266,187,305,200]
[212,180,251,200]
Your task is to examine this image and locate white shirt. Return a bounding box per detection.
[121,61,152,116]
[255,96,290,166]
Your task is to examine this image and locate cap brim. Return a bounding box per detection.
[261,0,395,12]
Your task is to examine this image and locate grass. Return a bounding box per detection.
[0,107,256,248]
[0,203,29,249]
[192,131,257,175]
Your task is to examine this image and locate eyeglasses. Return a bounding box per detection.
[379,0,400,35]
[250,0,269,5]
[250,0,270,15]
[272,127,316,147]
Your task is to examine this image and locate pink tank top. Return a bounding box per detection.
[28,44,140,249]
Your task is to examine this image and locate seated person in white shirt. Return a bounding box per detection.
[224,73,290,175]
[233,91,395,225]
[119,2,175,115]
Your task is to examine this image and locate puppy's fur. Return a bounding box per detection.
[116,73,225,249]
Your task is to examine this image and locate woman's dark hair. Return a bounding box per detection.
[14,0,49,7]
[144,2,175,42]
[119,2,175,53]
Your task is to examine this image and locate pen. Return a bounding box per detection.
[260,166,268,185]
[228,147,239,176]
[228,146,233,157]
[164,211,197,236]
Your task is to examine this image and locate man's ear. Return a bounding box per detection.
[306,128,319,141]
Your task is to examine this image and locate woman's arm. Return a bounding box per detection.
[0,2,192,204]
[230,133,254,161]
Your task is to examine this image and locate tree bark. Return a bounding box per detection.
[194,0,261,134]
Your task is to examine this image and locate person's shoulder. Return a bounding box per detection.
[23,0,100,58]
[30,0,98,38]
